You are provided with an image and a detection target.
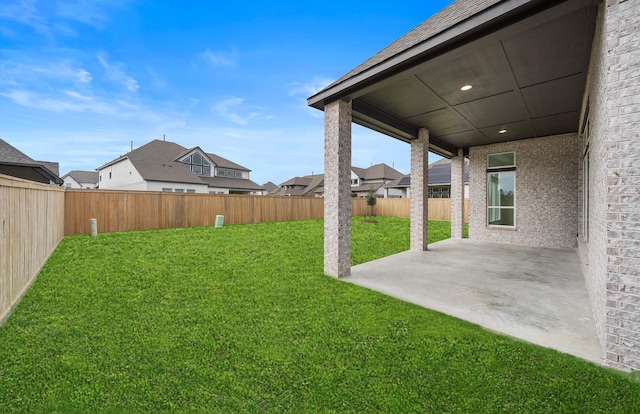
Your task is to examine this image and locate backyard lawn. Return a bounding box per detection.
[0,217,639,412]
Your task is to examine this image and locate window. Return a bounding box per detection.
[428,186,450,198]
[186,189,196,194]
[351,178,358,185]
[216,168,242,178]
[182,152,211,176]
[65,183,72,188]
[487,152,516,227]
[162,188,172,192]
[175,188,184,193]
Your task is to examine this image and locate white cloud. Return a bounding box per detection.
[197,47,237,67]
[212,96,263,125]
[55,0,127,30]
[0,0,50,36]
[0,0,129,37]
[1,89,164,122]
[0,58,92,85]
[289,77,334,97]
[97,52,139,92]
[289,76,334,118]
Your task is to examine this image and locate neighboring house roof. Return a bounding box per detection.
[351,183,384,193]
[386,175,412,188]
[0,138,63,184]
[62,170,99,185]
[273,174,324,196]
[274,163,403,196]
[262,181,278,193]
[351,166,367,179]
[385,158,470,188]
[362,163,403,181]
[39,161,60,177]
[279,176,313,187]
[206,152,250,171]
[97,139,263,190]
[199,176,263,191]
[107,140,204,185]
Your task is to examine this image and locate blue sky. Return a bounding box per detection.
[0,0,450,185]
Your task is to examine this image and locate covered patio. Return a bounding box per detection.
[309,0,640,370]
[347,238,602,364]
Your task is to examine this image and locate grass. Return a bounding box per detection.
[0,217,638,412]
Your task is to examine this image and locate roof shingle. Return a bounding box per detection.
[322,0,503,92]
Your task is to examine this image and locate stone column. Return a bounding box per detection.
[410,128,429,251]
[602,0,640,370]
[451,148,465,239]
[324,99,352,278]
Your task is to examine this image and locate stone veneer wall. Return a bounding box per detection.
[580,0,640,370]
[469,133,580,249]
[410,128,429,251]
[451,148,465,239]
[323,99,352,278]
[578,0,608,366]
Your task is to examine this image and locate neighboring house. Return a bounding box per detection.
[272,163,404,197]
[62,170,99,189]
[308,0,640,370]
[262,181,278,194]
[0,138,63,185]
[271,174,325,197]
[97,139,264,194]
[385,158,470,198]
[350,163,403,198]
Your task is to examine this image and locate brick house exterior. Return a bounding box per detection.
[309,0,640,370]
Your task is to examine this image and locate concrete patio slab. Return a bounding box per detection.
[346,238,603,364]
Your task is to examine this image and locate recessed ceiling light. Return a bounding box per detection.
[498,128,507,134]
[460,84,473,91]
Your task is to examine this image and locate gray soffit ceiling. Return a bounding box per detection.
[309,0,598,157]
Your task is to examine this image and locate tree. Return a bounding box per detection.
[366,186,377,218]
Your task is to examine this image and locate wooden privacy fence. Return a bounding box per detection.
[351,198,469,222]
[65,190,469,235]
[64,190,325,235]
[0,174,65,323]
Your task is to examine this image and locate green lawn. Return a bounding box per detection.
[0,217,638,412]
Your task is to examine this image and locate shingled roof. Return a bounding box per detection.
[0,138,63,184]
[385,158,470,188]
[312,0,503,103]
[62,170,99,185]
[98,139,262,189]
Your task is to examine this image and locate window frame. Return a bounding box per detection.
[582,114,590,242]
[486,152,516,228]
[182,151,211,177]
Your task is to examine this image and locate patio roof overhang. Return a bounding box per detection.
[308,0,599,158]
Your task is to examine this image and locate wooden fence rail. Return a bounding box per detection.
[65,190,469,236]
[0,174,65,323]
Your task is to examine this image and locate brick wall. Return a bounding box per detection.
[469,133,580,249]
[578,0,609,366]
[600,0,640,370]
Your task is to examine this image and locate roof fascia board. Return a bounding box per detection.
[98,155,128,170]
[308,0,534,108]
[0,161,62,184]
[178,147,215,165]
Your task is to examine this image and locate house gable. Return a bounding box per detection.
[178,148,214,178]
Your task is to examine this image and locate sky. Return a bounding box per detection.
[0,0,451,185]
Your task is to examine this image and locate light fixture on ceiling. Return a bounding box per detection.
[498,128,507,134]
[460,84,473,91]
